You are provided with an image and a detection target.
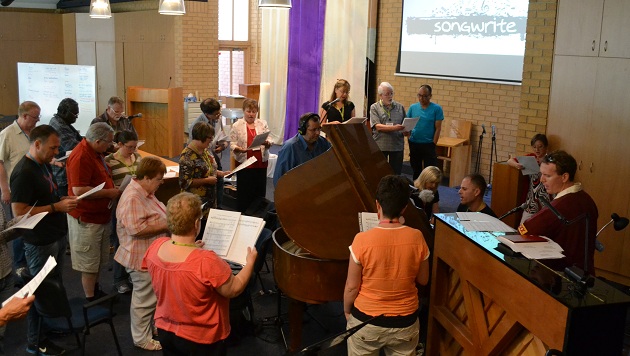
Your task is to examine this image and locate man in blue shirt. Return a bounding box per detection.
[273,113,331,187]
[407,85,444,180]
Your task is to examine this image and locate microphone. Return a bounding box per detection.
[126,113,143,120]
[481,123,486,134]
[324,97,341,110]
[491,125,496,137]
[498,202,527,220]
[167,76,172,89]
[539,196,568,224]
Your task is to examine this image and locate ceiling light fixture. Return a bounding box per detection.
[258,0,291,8]
[89,0,112,19]
[159,0,186,15]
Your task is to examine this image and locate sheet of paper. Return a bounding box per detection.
[202,209,241,256]
[215,130,230,143]
[2,212,48,232]
[457,212,516,232]
[118,175,133,191]
[402,117,419,132]
[77,182,105,200]
[224,156,257,178]
[246,131,270,150]
[2,256,57,307]
[343,117,367,125]
[164,171,177,178]
[516,155,540,176]
[56,152,71,162]
[16,201,38,225]
[225,215,264,265]
[137,140,145,149]
[358,212,379,232]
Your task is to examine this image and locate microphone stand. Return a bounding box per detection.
[487,126,497,192]
[474,128,485,173]
[540,197,594,294]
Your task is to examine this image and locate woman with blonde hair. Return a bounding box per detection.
[411,166,442,223]
[320,79,356,123]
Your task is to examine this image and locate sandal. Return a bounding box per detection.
[136,339,162,351]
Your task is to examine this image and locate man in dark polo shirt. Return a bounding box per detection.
[66,122,121,301]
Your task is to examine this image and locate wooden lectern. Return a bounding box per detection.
[491,162,528,228]
[427,214,630,355]
[127,86,184,158]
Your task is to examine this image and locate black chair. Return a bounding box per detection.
[19,270,122,356]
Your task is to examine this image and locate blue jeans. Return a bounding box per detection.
[24,239,65,345]
[0,273,15,354]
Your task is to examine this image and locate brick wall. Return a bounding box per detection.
[374,0,555,183]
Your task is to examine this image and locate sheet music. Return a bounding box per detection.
[516,156,540,175]
[358,212,379,232]
[166,166,179,173]
[56,152,70,162]
[224,157,257,178]
[2,256,57,307]
[342,117,367,125]
[137,140,145,149]
[457,212,516,232]
[77,182,105,200]
[202,209,241,255]
[402,117,419,132]
[246,131,270,150]
[226,215,264,265]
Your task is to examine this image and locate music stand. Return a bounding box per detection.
[291,314,383,356]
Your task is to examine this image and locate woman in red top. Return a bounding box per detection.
[229,99,272,213]
[143,192,257,355]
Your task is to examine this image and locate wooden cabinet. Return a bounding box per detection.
[548,54,630,283]
[556,0,630,58]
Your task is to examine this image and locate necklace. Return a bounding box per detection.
[379,219,400,224]
[171,240,197,248]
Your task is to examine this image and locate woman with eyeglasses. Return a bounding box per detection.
[105,130,141,295]
[116,157,170,351]
[320,79,356,124]
[180,122,230,238]
[507,133,551,223]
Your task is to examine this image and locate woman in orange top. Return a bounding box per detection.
[344,175,430,356]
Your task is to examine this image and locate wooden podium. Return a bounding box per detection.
[491,162,528,228]
[127,86,183,158]
[427,214,630,355]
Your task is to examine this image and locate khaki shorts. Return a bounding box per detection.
[347,315,419,356]
[67,215,111,274]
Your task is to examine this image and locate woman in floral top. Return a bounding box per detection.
[179,122,230,239]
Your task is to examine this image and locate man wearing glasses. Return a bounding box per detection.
[407,84,444,180]
[188,98,229,208]
[273,112,331,187]
[369,82,407,175]
[0,101,41,273]
[518,150,598,275]
[91,96,137,136]
[66,122,121,301]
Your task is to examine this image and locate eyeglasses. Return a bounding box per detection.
[205,112,221,118]
[109,107,124,116]
[26,114,41,120]
[71,112,79,118]
[417,94,431,98]
[381,92,394,97]
[123,144,137,150]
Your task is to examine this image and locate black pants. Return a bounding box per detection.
[408,141,438,180]
[236,168,267,213]
[158,329,226,356]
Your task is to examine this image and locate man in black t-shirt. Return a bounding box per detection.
[10,124,78,355]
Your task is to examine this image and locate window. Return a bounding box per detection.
[218,0,249,95]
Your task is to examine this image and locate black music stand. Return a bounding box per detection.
[291,314,383,356]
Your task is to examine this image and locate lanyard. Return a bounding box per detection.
[379,100,391,121]
[27,153,57,195]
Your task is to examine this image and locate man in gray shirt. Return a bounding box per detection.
[369,82,407,175]
[188,98,228,208]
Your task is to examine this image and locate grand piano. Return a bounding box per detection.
[272,122,433,351]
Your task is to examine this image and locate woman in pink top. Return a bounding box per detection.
[344,175,431,356]
[143,192,257,356]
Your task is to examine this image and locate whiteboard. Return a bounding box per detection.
[18,62,97,136]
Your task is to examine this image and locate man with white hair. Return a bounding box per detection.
[369,82,407,175]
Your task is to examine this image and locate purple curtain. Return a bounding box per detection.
[283,0,327,141]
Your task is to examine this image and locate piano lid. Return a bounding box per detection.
[274,122,433,260]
